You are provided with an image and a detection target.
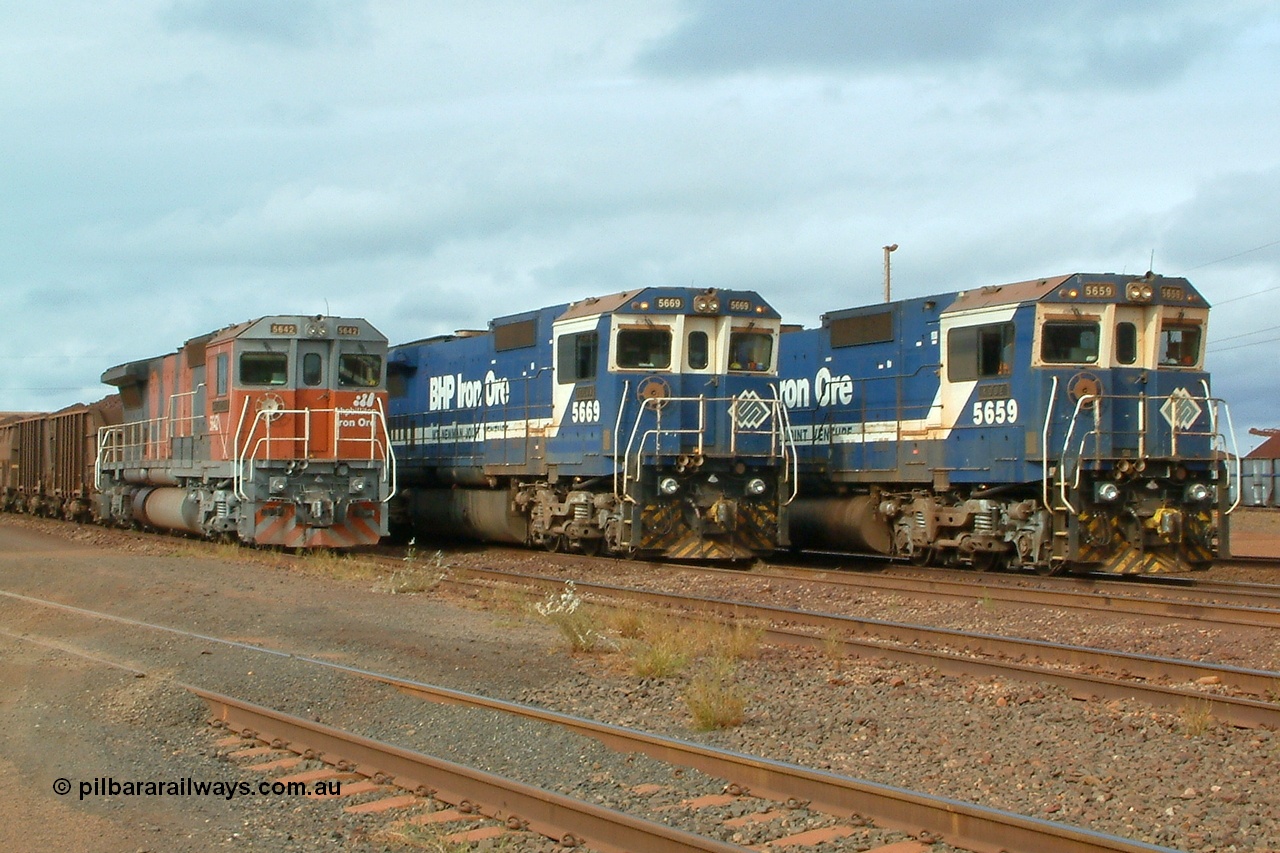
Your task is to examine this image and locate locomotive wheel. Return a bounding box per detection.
[545,534,567,553]
[579,537,603,557]
[970,552,1003,573]
[1035,561,1066,577]
[909,547,933,566]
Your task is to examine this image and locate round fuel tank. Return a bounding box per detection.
[788,495,892,555]
[406,488,528,544]
[131,487,203,535]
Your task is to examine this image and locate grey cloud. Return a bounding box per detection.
[638,0,1262,89]
[1163,167,1280,276]
[159,0,368,47]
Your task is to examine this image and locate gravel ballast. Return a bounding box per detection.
[2,515,1278,851]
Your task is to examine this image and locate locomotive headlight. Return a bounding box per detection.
[1126,282,1154,303]
[659,477,680,496]
[1185,482,1213,503]
[745,478,767,496]
[1094,481,1121,502]
[349,477,367,495]
[269,476,288,495]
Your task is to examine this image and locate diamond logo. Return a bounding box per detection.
[734,390,772,430]
[1160,387,1202,430]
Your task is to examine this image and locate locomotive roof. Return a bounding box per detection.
[556,287,780,322]
[101,315,385,386]
[945,272,1206,313]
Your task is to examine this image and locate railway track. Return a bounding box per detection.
[443,567,1280,728]
[741,562,1280,629]
[0,590,1184,853]
[430,541,1280,629]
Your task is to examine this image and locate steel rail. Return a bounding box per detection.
[720,563,1280,629]
[831,560,1280,607]
[446,570,1280,728]
[1,609,1180,853]
[359,670,1180,853]
[192,687,749,853]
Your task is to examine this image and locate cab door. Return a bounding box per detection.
[297,341,332,457]
[1112,305,1149,455]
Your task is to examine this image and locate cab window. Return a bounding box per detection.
[688,331,709,370]
[948,323,1014,381]
[1160,324,1201,367]
[215,353,228,396]
[303,353,323,386]
[616,329,671,369]
[1116,322,1138,365]
[339,354,382,387]
[240,352,288,385]
[729,331,773,372]
[1041,322,1099,364]
[557,331,598,384]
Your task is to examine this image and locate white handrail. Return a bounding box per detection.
[1041,375,1058,512]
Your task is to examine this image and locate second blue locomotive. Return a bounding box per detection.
[387,287,795,559]
[779,272,1237,574]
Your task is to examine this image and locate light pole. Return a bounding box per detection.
[883,243,898,303]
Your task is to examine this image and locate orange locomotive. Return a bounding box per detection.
[95,315,395,547]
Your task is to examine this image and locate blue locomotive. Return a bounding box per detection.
[779,272,1239,574]
[387,287,795,559]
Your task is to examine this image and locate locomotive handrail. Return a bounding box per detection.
[1200,378,1243,516]
[166,385,205,440]
[620,392,796,503]
[772,386,800,505]
[728,387,799,505]
[1057,393,1100,514]
[1041,375,1059,512]
[612,380,630,501]
[1055,388,1239,516]
[233,404,394,503]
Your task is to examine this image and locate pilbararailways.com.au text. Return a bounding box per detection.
[52,776,341,801]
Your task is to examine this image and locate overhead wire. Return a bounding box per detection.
[1182,236,1280,353]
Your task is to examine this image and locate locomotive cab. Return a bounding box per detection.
[1022,274,1234,572]
[928,273,1236,573]
[552,289,793,558]
[389,287,795,560]
[96,316,395,547]
[780,272,1237,575]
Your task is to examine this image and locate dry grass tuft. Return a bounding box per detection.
[684,657,747,730]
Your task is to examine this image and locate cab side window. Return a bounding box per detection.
[216,354,228,396]
[948,323,1014,381]
[557,331,599,384]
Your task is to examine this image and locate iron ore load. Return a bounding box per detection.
[93,316,396,547]
[779,272,1238,574]
[387,287,795,559]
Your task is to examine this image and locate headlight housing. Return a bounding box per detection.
[659,477,680,496]
[745,478,767,496]
[1094,481,1121,502]
[1184,482,1213,503]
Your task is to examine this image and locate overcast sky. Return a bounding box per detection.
[4,1,1279,451]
